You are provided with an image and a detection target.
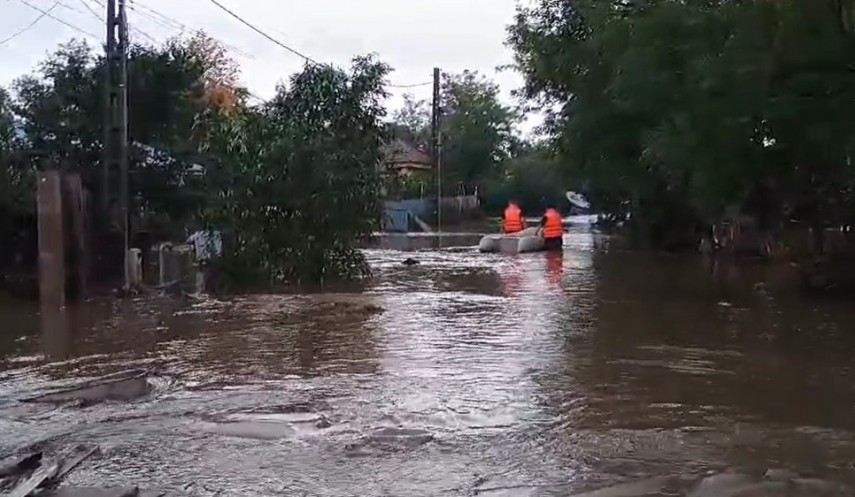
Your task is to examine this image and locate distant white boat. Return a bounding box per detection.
[566,191,591,209]
[562,214,598,225]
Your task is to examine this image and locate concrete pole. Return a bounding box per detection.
[102,0,116,212]
[431,67,442,236]
[118,0,130,291]
[62,174,87,301]
[37,171,66,339]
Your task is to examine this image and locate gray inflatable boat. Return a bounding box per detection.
[478,227,545,253]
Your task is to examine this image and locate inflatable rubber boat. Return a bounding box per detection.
[478,227,545,253]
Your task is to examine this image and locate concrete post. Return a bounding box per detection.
[156,242,174,286]
[37,171,66,340]
[62,173,88,301]
[128,248,142,286]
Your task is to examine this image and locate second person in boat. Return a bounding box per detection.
[539,204,564,251]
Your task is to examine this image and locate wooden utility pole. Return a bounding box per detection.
[431,67,442,234]
[104,0,130,290]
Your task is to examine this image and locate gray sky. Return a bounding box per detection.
[1,0,531,127]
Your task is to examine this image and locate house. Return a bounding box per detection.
[381,139,433,178]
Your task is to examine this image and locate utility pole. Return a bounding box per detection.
[104,0,130,290]
[118,0,130,291]
[431,67,442,235]
[101,0,115,212]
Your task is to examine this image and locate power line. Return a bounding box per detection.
[105,0,429,91]
[17,0,100,39]
[76,0,103,21]
[206,0,318,64]
[67,0,159,46]
[129,24,158,45]
[204,1,439,89]
[127,0,256,59]
[0,1,60,46]
[62,0,162,45]
[389,81,432,89]
[53,0,98,19]
[59,0,166,45]
[128,0,185,32]
[126,4,180,33]
[53,0,147,43]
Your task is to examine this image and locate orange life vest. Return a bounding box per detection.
[543,208,563,239]
[503,204,523,233]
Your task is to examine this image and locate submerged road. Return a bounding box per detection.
[2,225,855,495]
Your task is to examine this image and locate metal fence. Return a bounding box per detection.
[382,207,410,233]
[382,195,480,232]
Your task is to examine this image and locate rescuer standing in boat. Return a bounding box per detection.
[540,204,564,251]
[502,199,525,234]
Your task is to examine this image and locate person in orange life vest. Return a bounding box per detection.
[539,204,564,251]
[502,199,525,234]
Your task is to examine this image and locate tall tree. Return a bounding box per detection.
[390,71,518,195]
[390,93,430,146]
[0,87,36,276]
[8,35,242,238]
[198,56,390,287]
[440,71,519,193]
[509,0,855,251]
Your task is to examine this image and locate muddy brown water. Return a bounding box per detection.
[2,225,855,496]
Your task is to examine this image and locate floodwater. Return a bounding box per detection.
[3,224,855,496]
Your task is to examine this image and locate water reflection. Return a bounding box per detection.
[545,250,563,288]
[41,307,71,361]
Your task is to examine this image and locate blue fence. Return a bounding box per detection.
[382,196,481,232]
[386,199,434,218]
[383,207,410,232]
[382,199,435,232]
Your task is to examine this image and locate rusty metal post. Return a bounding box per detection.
[37,171,66,339]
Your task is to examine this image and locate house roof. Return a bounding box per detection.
[382,139,432,167]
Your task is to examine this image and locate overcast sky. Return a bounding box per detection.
[1,0,533,127]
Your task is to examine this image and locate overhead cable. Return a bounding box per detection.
[17,0,100,39]
[0,1,60,46]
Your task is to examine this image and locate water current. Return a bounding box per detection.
[2,224,855,496]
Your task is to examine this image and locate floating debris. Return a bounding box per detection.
[21,370,152,406]
[1,445,98,497]
[0,445,186,497]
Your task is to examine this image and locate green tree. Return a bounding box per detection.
[441,71,519,194]
[8,34,240,238]
[390,71,519,196]
[390,94,430,146]
[509,0,855,251]
[198,56,390,288]
[0,87,36,277]
[0,33,244,286]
